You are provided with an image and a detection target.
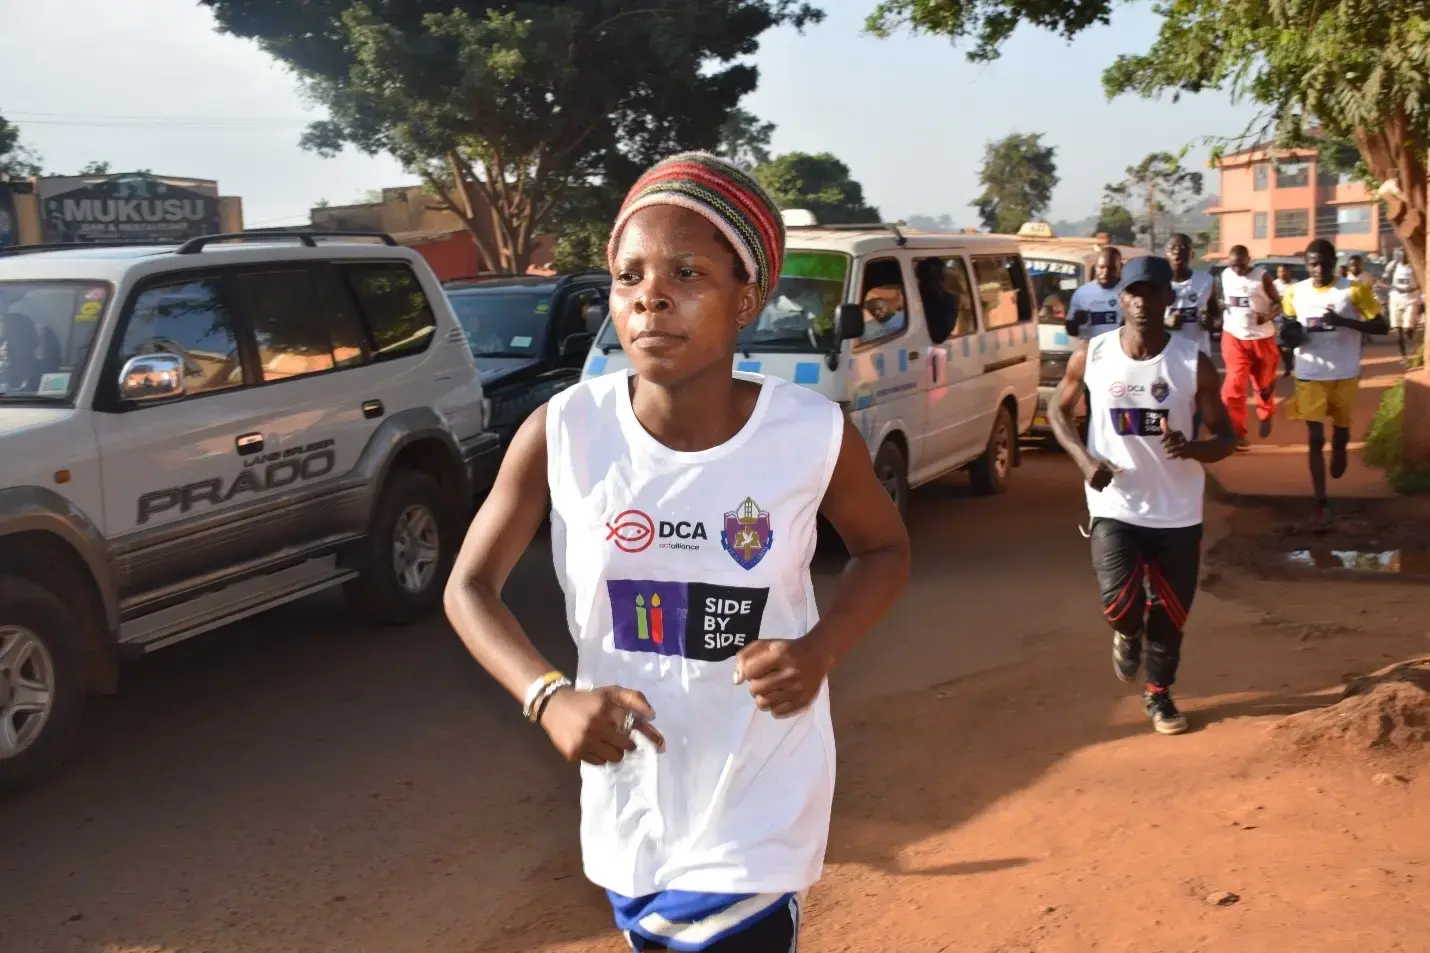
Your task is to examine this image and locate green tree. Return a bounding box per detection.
[200,1,821,273]
[972,132,1058,233]
[753,152,879,224]
[866,0,1429,288]
[1103,152,1203,251]
[77,161,111,175]
[715,107,776,171]
[1095,204,1137,245]
[0,113,42,179]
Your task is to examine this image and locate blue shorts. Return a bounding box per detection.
[610,889,802,952]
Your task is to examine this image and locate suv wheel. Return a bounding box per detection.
[0,575,86,797]
[969,405,1015,496]
[874,440,910,522]
[346,470,457,625]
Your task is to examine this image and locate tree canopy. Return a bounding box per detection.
[753,152,880,224]
[1095,205,1137,245]
[0,114,42,179]
[200,0,821,272]
[972,132,1058,233]
[715,107,776,171]
[866,0,1430,285]
[1104,151,1203,251]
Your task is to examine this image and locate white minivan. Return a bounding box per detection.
[581,221,1040,514]
[1018,231,1141,436]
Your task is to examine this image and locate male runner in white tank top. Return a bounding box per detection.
[1164,233,1219,435]
[1049,257,1236,734]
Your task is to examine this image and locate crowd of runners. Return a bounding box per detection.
[438,150,1422,951]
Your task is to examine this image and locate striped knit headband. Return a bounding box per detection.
[608,152,786,306]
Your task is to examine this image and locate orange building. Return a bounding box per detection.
[1206,145,1391,260]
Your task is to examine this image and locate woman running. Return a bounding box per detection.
[445,152,911,952]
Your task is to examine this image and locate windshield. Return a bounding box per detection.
[447,289,551,358]
[596,251,849,354]
[0,281,109,401]
[1025,258,1083,325]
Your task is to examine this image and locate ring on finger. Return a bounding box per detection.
[621,710,636,734]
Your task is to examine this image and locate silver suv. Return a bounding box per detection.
[0,232,499,793]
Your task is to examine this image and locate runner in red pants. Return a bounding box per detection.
[1217,246,1283,450]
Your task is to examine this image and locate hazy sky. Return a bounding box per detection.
[1,0,1261,229]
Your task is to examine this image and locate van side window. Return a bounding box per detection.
[913,256,979,344]
[233,267,365,382]
[858,258,908,345]
[341,263,437,362]
[116,278,245,397]
[972,256,1033,329]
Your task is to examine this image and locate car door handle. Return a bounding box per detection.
[362,400,384,419]
[236,432,264,456]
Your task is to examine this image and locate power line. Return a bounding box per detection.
[7,111,312,128]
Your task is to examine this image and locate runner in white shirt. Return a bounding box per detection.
[1385,246,1422,360]
[1049,256,1235,735]
[1164,234,1219,436]
[1066,247,1125,340]
[443,152,910,953]
[1218,245,1283,449]
[1280,239,1388,529]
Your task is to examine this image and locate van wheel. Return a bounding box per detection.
[874,440,910,521]
[0,575,86,797]
[346,470,457,625]
[970,406,1015,496]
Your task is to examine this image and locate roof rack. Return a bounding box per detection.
[175,230,398,255]
[0,240,175,258]
[786,222,908,246]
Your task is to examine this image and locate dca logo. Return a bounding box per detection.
[605,508,708,553]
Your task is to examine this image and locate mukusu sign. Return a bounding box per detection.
[40,173,220,244]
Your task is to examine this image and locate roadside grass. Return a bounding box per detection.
[1364,377,1430,494]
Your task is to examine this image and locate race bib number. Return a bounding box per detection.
[1108,407,1169,437]
[1168,307,1200,325]
[1303,314,1337,333]
[1228,296,1250,309]
[1090,310,1119,326]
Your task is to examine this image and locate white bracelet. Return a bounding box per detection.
[522,673,571,722]
[529,678,571,724]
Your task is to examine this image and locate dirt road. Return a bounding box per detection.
[2,451,1427,953]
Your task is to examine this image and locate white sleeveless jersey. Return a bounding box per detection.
[1069,280,1124,339]
[546,370,844,897]
[1167,271,1215,355]
[1286,278,1366,381]
[1390,262,1417,297]
[1084,331,1205,528]
[1220,266,1276,340]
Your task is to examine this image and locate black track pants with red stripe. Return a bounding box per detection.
[1089,518,1202,689]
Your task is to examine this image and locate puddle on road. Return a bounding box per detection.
[1284,549,1429,574]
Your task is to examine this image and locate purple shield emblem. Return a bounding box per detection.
[1151,377,1170,403]
[721,496,774,570]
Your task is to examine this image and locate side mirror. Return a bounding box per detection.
[560,332,594,360]
[118,353,185,402]
[835,303,864,341]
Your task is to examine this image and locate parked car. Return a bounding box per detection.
[445,270,609,447]
[0,231,499,793]
[582,216,1040,514]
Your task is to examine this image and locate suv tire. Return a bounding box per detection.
[969,405,1015,496]
[873,439,910,522]
[346,470,457,625]
[0,575,87,797]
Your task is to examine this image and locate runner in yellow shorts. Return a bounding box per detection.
[1280,239,1387,528]
[1286,377,1358,429]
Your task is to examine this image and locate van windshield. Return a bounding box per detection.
[1025,258,1083,325]
[0,280,109,401]
[596,250,849,354]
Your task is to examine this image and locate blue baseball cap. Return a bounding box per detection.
[1120,256,1174,295]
